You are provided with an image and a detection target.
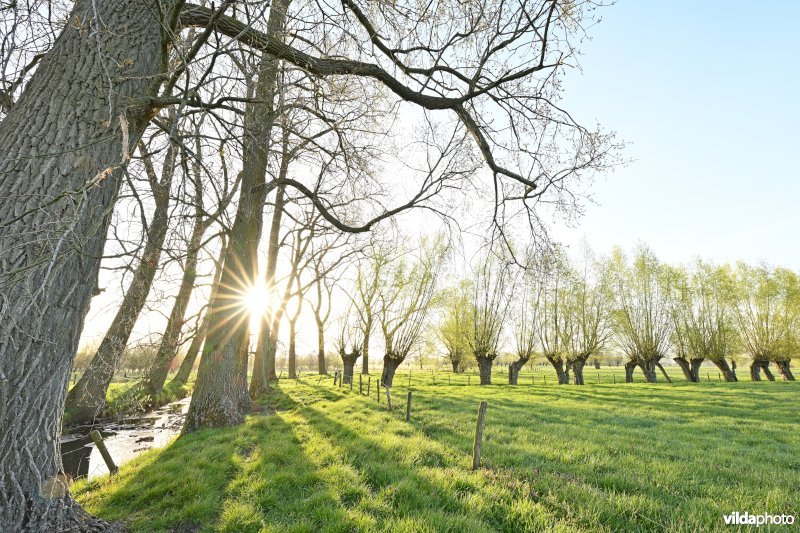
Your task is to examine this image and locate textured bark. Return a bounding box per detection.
[185,0,291,431]
[0,0,173,527]
[171,243,227,386]
[451,359,460,373]
[380,354,403,388]
[674,357,694,382]
[571,359,587,385]
[750,360,762,381]
[772,360,795,381]
[544,355,570,385]
[341,351,360,384]
[637,359,658,383]
[65,142,174,425]
[750,360,776,382]
[710,358,738,382]
[655,362,672,383]
[508,356,529,385]
[624,360,637,382]
[476,356,493,385]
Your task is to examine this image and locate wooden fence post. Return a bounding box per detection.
[367,376,371,397]
[472,401,488,471]
[405,391,412,421]
[90,430,118,476]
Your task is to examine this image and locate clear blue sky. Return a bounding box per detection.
[556,0,800,267]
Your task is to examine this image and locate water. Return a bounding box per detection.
[60,397,190,480]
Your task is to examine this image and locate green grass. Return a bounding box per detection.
[73,370,800,531]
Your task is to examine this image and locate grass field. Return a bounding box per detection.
[73,368,800,532]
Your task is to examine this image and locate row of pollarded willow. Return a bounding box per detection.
[438,245,799,384]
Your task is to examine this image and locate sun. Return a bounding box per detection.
[242,280,271,329]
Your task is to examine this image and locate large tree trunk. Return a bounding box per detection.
[772,359,795,381]
[185,0,291,432]
[571,359,587,385]
[65,142,174,425]
[710,358,738,382]
[508,356,529,385]
[750,360,776,382]
[638,359,658,383]
[624,360,637,382]
[476,356,493,385]
[451,359,460,373]
[171,242,227,386]
[145,214,205,396]
[545,355,570,384]
[750,360,761,381]
[0,0,173,528]
[674,357,695,382]
[341,352,360,384]
[381,354,404,388]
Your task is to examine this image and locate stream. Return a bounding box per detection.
[60,397,191,480]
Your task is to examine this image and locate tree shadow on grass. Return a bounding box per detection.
[73,405,354,532]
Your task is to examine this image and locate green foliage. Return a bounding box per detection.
[74,377,800,531]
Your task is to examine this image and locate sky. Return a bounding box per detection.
[554,0,800,267]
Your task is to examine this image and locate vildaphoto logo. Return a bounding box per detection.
[723,512,795,527]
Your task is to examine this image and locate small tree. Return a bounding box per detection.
[335,312,364,385]
[438,280,473,373]
[732,263,798,381]
[470,251,515,385]
[669,261,739,382]
[379,237,443,387]
[535,251,572,384]
[611,246,673,383]
[564,249,613,385]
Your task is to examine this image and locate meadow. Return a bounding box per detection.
[73,368,800,532]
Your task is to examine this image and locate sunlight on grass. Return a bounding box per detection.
[74,375,800,531]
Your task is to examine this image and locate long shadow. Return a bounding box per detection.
[73,397,354,532]
[295,399,517,530]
